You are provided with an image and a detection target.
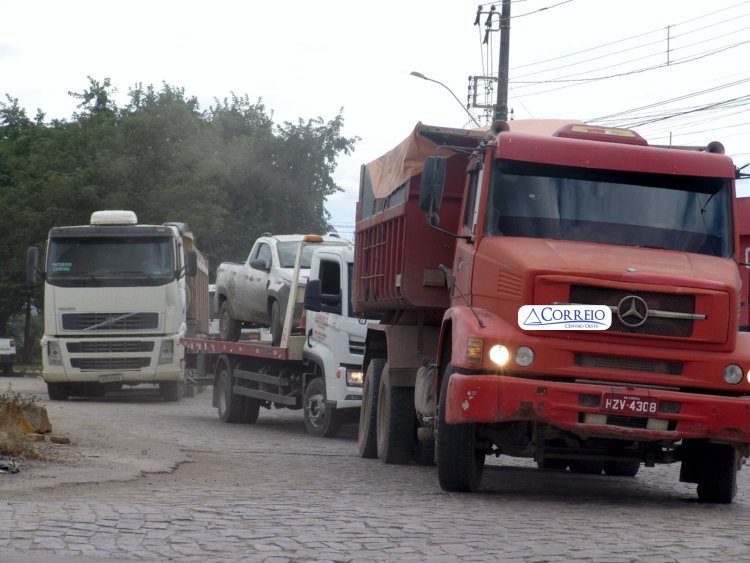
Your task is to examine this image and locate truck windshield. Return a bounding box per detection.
[46,236,176,287]
[485,160,734,258]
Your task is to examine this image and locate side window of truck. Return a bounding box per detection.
[318,259,342,313]
[464,165,483,232]
[258,244,272,267]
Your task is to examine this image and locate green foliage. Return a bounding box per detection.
[0,79,358,332]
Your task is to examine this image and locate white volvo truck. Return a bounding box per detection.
[27,210,200,401]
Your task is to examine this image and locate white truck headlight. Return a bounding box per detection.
[47,341,62,366]
[158,340,174,365]
[346,368,364,386]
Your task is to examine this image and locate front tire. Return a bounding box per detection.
[219,301,241,342]
[376,363,416,464]
[358,359,384,458]
[437,364,485,492]
[696,444,738,504]
[47,382,69,401]
[303,377,341,438]
[159,381,181,402]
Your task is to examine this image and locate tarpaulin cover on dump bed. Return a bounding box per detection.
[364,119,582,200]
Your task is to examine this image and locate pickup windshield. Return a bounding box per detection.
[485,160,734,258]
[277,242,319,269]
[47,236,176,287]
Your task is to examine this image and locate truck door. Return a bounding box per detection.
[452,162,483,302]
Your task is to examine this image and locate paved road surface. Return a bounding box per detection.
[1,375,749,562]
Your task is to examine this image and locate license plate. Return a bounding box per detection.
[601,393,658,415]
[98,374,123,383]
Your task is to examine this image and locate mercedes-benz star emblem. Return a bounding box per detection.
[617,295,649,328]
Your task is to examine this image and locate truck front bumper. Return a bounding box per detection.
[445,373,750,444]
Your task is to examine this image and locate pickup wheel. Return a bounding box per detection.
[376,363,416,464]
[358,359,385,458]
[2,364,12,377]
[216,363,243,423]
[437,363,485,492]
[47,382,69,401]
[696,444,738,504]
[303,377,342,438]
[219,301,241,342]
[270,300,282,347]
[159,381,181,402]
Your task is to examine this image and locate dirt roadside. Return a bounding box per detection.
[0,375,192,498]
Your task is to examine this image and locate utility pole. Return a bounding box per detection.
[469,0,512,123]
[495,0,511,121]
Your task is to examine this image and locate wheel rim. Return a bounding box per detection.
[306,392,326,428]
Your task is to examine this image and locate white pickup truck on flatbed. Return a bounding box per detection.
[214,233,345,345]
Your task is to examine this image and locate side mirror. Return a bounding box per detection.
[419,156,447,212]
[249,258,270,271]
[26,247,42,285]
[304,279,323,312]
[184,250,198,277]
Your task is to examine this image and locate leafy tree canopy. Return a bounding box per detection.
[0,78,358,338]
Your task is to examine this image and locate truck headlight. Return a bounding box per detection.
[158,340,174,365]
[47,341,62,366]
[515,346,535,367]
[723,364,743,385]
[346,368,364,386]
[489,344,510,367]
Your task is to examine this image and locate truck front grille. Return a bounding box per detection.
[570,285,695,337]
[67,341,155,353]
[61,312,159,331]
[349,339,365,355]
[575,354,683,375]
[70,358,151,370]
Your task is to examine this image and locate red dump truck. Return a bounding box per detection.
[355,119,750,503]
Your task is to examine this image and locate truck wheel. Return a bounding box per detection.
[216,364,243,423]
[437,364,485,492]
[2,364,12,377]
[358,359,385,458]
[241,397,261,424]
[603,460,640,477]
[47,382,69,401]
[270,300,282,347]
[159,381,181,402]
[537,459,569,471]
[219,301,241,342]
[696,444,738,503]
[303,377,342,438]
[569,460,604,475]
[376,363,416,464]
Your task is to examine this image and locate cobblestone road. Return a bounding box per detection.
[2,376,750,562]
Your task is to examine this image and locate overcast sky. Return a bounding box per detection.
[3,0,749,240]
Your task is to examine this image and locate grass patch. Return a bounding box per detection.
[0,385,44,459]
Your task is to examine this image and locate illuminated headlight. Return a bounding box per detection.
[489,344,510,367]
[47,341,62,366]
[723,364,743,385]
[346,369,364,386]
[158,340,174,365]
[515,346,535,367]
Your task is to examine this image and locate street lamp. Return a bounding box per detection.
[410,71,481,128]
